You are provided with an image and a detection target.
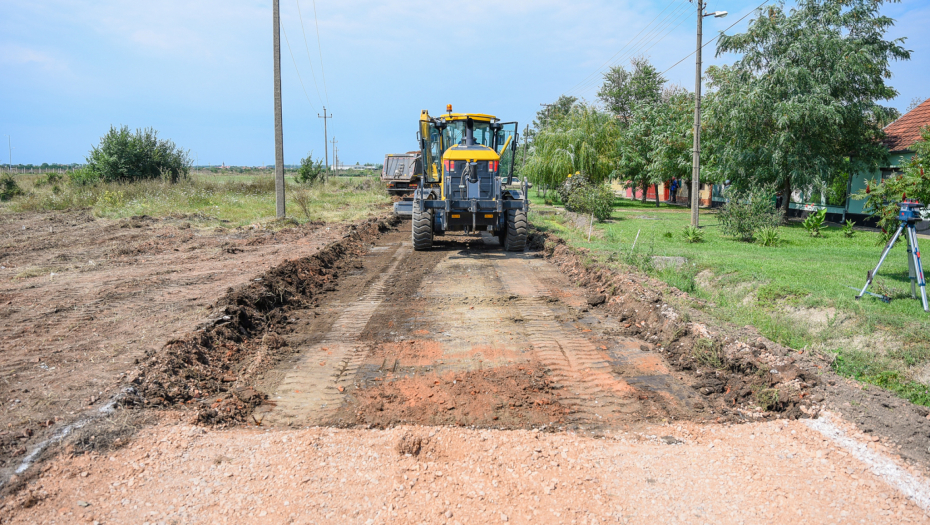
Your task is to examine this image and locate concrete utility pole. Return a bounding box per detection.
[690,2,727,227]
[273,0,286,218]
[539,103,554,124]
[318,107,331,169]
[331,137,338,178]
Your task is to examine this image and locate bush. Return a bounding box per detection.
[558,172,591,208]
[86,126,191,183]
[802,208,827,237]
[717,189,783,242]
[296,152,326,185]
[566,182,615,221]
[0,173,23,201]
[69,168,101,186]
[34,172,64,187]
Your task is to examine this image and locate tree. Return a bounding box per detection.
[522,104,618,198]
[597,56,666,125]
[707,0,910,214]
[906,97,927,113]
[296,152,326,184]
[532,95,578,131]
[86,126,191,183]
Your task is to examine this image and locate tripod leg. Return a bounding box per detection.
[858,225,904,300]
[907,225,929,312]
[908,230,918,298]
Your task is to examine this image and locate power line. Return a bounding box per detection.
[295,0,325,106]
[564,0,684,96]
[311,0,330,105]
[568,0,692,97]
[661,0,771,75]
[281,25,317,111]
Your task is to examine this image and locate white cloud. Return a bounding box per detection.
[0,44,67,71]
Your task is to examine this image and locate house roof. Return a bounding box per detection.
[884,98,930,153]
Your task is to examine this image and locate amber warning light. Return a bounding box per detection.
[446,104,452,113]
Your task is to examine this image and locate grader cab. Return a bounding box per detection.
[411,105,529,251]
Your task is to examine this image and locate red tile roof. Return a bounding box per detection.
[884,98,930,152]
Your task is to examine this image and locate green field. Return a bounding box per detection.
[529,195,930,406]
[0,172,392,228]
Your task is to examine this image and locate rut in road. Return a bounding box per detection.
[263,231,700,429]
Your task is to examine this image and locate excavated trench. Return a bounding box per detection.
[127,218,818,432]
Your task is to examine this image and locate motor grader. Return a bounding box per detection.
[406,105,528,251]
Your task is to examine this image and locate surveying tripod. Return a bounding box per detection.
[857,200,929,312]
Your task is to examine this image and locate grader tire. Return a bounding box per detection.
[503,208,527,252]
[412,206,434,251]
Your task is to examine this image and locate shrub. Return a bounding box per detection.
[69,168,101,186]
[682,225,704,243]
[802,208,827,237]
[0,173,23,201]
[558,172,591,208]
[34,172,64,187]
[842,219,855,238]
[296,152,326,185]
[756,226,780,247]
[86,126,191,183]
[717,189,783,242]
[566,182,615,221]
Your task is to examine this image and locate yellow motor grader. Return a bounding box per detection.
[403,105,528,251]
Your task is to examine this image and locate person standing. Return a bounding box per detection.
[669,177,679,203]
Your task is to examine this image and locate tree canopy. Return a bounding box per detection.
[706,0,910,212]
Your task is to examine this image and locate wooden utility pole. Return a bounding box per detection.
[318,107,331,169]
[273,0,285,218]
[690,1,704,227]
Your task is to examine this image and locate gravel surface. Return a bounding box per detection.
[5,413,929,524]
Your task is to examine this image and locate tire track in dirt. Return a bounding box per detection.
[488,245,693,427]
[260,241,410,426]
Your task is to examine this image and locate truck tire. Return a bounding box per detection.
[503,208,527,252]
[412,206,434,251]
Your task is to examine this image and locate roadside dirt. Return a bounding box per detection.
[0,210,386,478]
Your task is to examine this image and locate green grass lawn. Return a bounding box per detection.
[529,195,930,406]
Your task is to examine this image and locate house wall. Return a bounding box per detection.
[848,151,913,215]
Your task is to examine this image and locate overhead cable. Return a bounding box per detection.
[295,0,325,106]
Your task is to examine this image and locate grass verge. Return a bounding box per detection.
[529,195,930,406]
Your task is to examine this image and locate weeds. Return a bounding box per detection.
[682,225,704,243]
[843,219,856,238]
[756,226,780,247]
[753,386,780,411]
[692,338,723,369]
[1,173,23,201]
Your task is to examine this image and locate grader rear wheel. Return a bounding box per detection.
[412,206,434,251]
[503,209,527,252]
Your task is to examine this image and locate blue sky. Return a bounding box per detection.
[1,0,928,166]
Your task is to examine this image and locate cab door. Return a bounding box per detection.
[495,122,518,184]
[419,120,443,184]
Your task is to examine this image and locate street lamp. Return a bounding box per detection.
[690,2,727,227]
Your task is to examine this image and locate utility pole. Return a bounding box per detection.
[690,2,727,227]
[331,137,338,178]
[272,0,285,218]
[318,107,331,169]
[6,136,11,173]
[539,103,554,126]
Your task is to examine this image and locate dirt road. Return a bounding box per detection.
[3,219,930,523]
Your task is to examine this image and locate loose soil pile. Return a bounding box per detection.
[344,362,568,429]
[122,217,401,425]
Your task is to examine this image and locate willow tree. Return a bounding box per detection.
[706,0,910,214]
[522,104,618,198]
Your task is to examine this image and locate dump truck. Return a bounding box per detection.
[381,152,422,194]
[405,105,528,251]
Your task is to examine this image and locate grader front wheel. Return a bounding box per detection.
[412,206,434,251]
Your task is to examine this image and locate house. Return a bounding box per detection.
[847,98,930,217]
